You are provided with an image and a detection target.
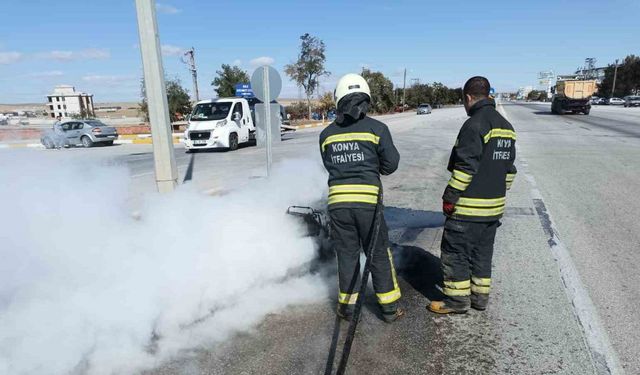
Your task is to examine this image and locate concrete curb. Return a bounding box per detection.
[291,122,329,129]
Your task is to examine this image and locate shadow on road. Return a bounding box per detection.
[394,244,444,301]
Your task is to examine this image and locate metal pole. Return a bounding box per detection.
[402,68,406,112]
[611,59,619,99]
[134,0,178,193]
[263,66,272,177]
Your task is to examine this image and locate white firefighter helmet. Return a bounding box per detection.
[334,73,370,106]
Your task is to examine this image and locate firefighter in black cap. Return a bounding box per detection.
[429,76,517,314]
[319,73,403,322]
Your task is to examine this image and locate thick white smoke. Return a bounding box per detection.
[0,152,330,375]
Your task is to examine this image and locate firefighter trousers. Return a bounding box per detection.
[440,218,500,309]
[329,208,401,312]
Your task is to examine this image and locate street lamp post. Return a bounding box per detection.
[134,0,178,193]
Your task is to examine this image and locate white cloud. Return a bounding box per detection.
[232,59,242,66]
[250,56,275,67]
[28,71,64,78]
[80,48,110,59]
[37,49,110,61]
[0,51,22,64]
[156,3,181,14]
[82,74,135,86]
[161,44,185,57]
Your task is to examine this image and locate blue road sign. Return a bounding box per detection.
[235,83,254,98]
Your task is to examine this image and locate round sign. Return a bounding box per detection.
[251,65,282,102]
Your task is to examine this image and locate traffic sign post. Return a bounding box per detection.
[251,65,282,177]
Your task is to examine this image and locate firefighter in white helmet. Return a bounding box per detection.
[319,73,403,322]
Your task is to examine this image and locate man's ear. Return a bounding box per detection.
[465,94,473,104]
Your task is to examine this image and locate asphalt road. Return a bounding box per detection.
[4,105,638,374]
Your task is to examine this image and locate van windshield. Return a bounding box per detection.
[191,102,232,121]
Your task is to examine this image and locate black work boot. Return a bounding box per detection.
[336,304,354,321]
[380,303,405,323]
[470,293,489,311]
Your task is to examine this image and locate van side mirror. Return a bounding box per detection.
[233,112,241,121]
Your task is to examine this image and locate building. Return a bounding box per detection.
[556,67,607,85]
[516,86,534,100]
[46,85,95,118]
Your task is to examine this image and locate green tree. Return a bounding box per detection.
[285,101,309,120]
[315,92,335,116]
[211,64,250,98]
[598,55,640,97]
[139,77,192,122]
[285,33,330,119]
[360,69,395,113]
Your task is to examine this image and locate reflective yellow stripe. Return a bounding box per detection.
[321,132,380,151]
[483,128,516,143]
[377,248,401,305]
[472,276,491,286]
[338,292,359,305]
[328,194,378,205]
[454,206,505,217]
[444,280,471,289]
[506,173,516,182]
[452,169,472,183]
[443,280,471,296]
[506,181,513,190]
[444,287,471,296]
[457,197,505,207]
[329,184,379,195]
[448,178,469,191]
[377,289,401,304]
[471,285,491,294]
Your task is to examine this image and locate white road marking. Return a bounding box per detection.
[498,102,624,375]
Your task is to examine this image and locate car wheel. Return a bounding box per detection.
[583,108,590,115]
[105,140,114,146]
[228,133,239,151]
[42,138,54,149]
[81,136,93,148]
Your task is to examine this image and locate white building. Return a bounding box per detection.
[516,86,534,100]
[46,85,95,118]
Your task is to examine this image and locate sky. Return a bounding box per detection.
[0,0,637,104]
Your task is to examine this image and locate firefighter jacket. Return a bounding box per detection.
[443,99,517,222]
[319,115,400,210]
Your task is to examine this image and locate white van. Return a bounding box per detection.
[184,98,254,152]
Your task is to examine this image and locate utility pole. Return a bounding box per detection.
[134,0,178,193]
[182,48,200,102]
[611,59,619,99]
[402,68,406,112]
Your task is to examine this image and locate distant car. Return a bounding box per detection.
[593,97,607,105]
[41,119,118,149]
[623,95,640,107]
[606,97,625,105]
[417,103,432,115]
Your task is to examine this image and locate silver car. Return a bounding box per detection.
[624,96,640,107]
[417,103,432,115]
[41,120,118,149]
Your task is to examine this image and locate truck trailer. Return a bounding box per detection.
[551,79,597,115]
